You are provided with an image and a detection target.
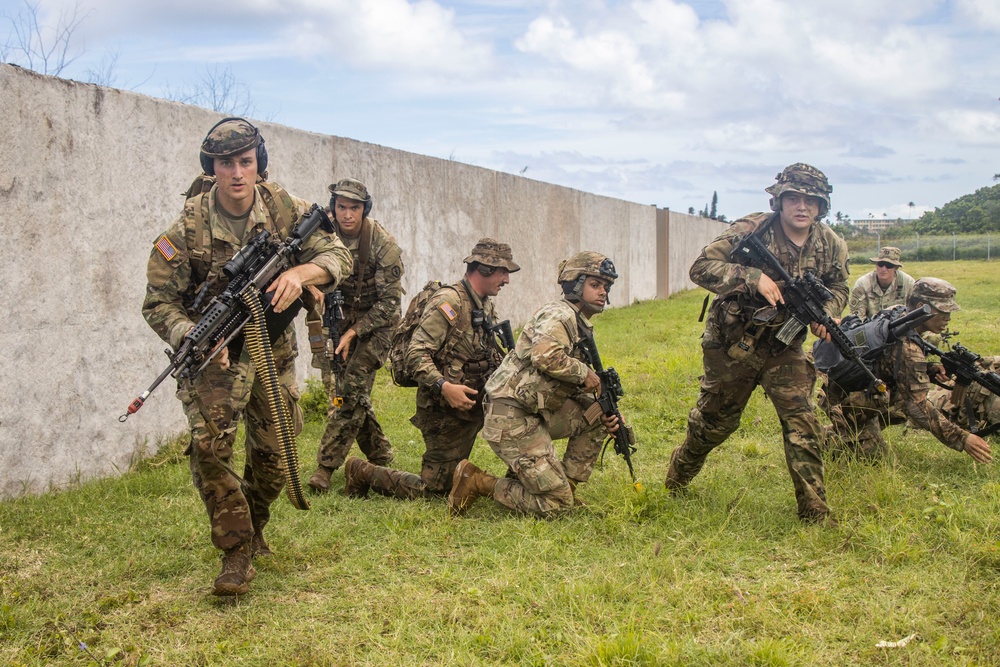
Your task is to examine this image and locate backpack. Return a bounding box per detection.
[388,280,446,387]
[814,306,909,393]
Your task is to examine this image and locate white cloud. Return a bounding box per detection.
[955,0,1000,31]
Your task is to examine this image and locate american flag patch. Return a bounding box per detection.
[155,235,178,261]
[440,302,458,321]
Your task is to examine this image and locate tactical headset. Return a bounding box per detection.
[199,117,268,177]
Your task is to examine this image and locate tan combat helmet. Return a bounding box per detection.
[463,238,520,272]
[911,277,961,313]
[765,163,832,218]
[558,251,618,305]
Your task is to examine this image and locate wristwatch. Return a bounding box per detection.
[433,378,446,394]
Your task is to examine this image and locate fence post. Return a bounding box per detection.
[953,232,956,261]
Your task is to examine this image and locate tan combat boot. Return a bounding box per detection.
[213,543,257,596]
[344,457,375,498]
[308,466,334,493]
[448,460,497,516]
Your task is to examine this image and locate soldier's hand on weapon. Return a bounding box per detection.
[809,321,833,342]
[964,434,992,464]
[583,368,601,392]
[335,328,357,361]
[756,273,784,307]
[929,363,949,383]
[602,413,620,434]
[267,266,306,313]
[306,285,325,311]
[442,382,478,411]
[186,325,230,370]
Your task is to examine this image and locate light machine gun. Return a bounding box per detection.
[916,337,1000,437]
[577,328,638,485]
[730,231,887,395]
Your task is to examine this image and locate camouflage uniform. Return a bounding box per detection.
[849,247,914,319]
[925,355,1000,438]
[825,337,974,459]
[666,164,849,522]
[143,158,351,553]
[310,181,403,475]
[483,297,605,517]
[348,239,518,500]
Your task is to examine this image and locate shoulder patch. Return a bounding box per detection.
[440,302,458,322]
[155,235,178,261]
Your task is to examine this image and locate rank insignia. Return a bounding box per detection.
[155,235,178,261]
[440,302,458,321]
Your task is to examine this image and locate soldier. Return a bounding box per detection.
[825,279,993,463]
[306,178,403,493]
[849,246,915,318]
[342,239,518,500]
[928,355,1000,438]
[143,118,351,595]
[664,163,848,524]
[447,252,622,517]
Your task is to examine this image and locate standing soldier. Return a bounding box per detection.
[448,252,623,517]
[306,178,403,493]
[825,279,993,464]
[343,239,518,500]
[142,118,351,595]
[849,246,915,318]
[664,163,849,525]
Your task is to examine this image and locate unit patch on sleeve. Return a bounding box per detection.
[155,235,178,261]
[440,302,458,322]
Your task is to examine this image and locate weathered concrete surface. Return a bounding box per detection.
[667,210,731,294]
[0,63,712,498]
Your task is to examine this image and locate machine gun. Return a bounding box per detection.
[916,337,1000,437]
[322,289,346,408]
[577,327,638,484]
[731,231,887,394]
[121,205,332,419]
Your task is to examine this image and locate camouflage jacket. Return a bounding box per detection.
[331,216,404,337]
[849,269,915,319]
[692,211,849,349]
[486,297,595,415]
[143,183,352,362]
[405,278,502,414]
[877,335,971,452]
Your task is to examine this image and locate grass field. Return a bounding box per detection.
[3,260,1000,666]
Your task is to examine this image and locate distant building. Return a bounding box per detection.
[853,217,903,233]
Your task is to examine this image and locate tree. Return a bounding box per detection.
[2,0,87,76]
[709,191,718,219]
[165,64,256,117]
[687,207,695,215]
[908,201,915,220]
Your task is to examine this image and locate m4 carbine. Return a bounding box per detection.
[322,289,346,407]
[917,337,1000,437]
[731,231,887,394]
[121,205,332,420]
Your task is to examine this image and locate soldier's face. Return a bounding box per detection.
[213,148,258,214]
[779,193,821,234]
[334,197,366,235]
[875,262,898,286]
[581,277,610,313]
[921,304,951,334]
[481,267,510,296]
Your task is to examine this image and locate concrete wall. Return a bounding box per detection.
[0,63,715,498]
[666,210,731,294]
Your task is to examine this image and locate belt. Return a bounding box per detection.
[486,397,530,418]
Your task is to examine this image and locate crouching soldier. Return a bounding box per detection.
[448,252,622,517]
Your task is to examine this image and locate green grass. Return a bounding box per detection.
[3,260,1000,666]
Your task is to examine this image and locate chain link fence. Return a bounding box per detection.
[847,233,997,266]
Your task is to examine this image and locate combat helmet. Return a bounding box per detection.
[558,251,618,307]
[765,163,832,218]
[199,117,267,177]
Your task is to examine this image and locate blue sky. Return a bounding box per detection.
[6,0,1000,222]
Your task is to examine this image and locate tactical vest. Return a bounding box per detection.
[337,218,379,315]
[433,284,501,388]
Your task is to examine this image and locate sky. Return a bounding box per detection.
[5,0,1000,222]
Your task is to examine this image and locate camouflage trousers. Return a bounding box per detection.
[178,354,303,552]
[361,403,484,499]
[311,329,394,471]
[484,397,605,518]
[928,384,1000,435]
[670,343,829,520]
[823,384,897,461]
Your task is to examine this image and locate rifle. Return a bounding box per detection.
[577,327,638,483]
[731,231,887,394]
[472,307,515,356]
[916,337,1000,437]
[121,205,332,419]
[322,289,346,408]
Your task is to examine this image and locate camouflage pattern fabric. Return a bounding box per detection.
[825,335,971,459]
[484,298,604,517]
[311,216,402,470]
[365,278,501,497]
[463,237,520,272]
[143,182,351,551]
[849,269,915,319]
[927,355,1000,436]
[671,211,849,521]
